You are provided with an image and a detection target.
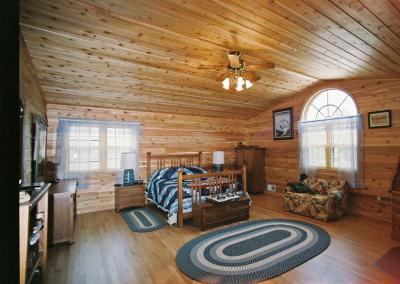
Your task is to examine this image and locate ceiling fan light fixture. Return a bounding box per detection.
[235,84,244,91]
[222,77,230,90]
[237,76,245,87]
[235,76,244,91]
[245,79,253,89]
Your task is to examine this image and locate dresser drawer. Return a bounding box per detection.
[115,184,145,212]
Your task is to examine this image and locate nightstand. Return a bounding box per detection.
[115,184,145,212]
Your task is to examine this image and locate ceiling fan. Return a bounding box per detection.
[199,51,275,91]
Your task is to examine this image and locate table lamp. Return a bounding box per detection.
[212,151,224,172]
[121,152,137,186]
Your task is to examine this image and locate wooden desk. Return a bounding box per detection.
[49,180,77,245]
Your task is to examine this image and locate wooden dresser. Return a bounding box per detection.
[19,183,50,284]
[115,184,145,212]
[193,197,250,230]
[49,180,77,245]
[235,146,266,194]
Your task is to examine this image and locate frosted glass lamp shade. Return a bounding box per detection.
[212,151,224,165]
[120,152,137,170]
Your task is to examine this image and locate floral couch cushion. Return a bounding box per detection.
[283,178,349,222]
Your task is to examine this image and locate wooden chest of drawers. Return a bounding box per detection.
[193,197,250,230]
[115,184,145,212]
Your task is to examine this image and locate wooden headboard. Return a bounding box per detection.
[146,152,203,179]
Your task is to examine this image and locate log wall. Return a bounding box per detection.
[245,79,400,221]
[46,104,246,214]
[20,35,47,184]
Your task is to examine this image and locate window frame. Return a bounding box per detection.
[300,88,359,171]
[65,122,139,173]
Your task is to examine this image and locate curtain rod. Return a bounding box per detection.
[59,117,141,125]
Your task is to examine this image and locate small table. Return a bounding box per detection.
[193,196,250,231]
[115,184,145,212]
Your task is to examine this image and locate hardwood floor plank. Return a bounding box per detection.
[46,194,399,283]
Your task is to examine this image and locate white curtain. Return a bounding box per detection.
[55,118,140,188]
[298,115,363,188]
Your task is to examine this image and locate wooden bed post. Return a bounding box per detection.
[178,170,184,227]
[147,152,151,179]
[242,165,247,195]
[198,151,203,166]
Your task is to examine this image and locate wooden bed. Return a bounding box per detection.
[146,152,247,227]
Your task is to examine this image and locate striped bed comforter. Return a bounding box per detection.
[145,166,208,218]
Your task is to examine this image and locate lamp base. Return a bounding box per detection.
[123,169,135,186]
[214,164,223,172]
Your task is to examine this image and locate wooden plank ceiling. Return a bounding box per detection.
[20,0,400,119]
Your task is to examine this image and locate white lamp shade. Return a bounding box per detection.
[212,151,224,165]
[120,152,137,169]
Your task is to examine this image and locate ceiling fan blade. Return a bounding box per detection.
[216,72,231,81]
[247,63,275,71]
[242,72,260,82]
[197,64,227,70]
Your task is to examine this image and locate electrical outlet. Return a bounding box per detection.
[376,196,382,203]
[266,184,276,192]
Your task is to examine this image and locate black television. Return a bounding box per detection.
[32,115,48,183]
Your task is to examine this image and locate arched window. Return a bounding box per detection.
[302,89,358,121]
[299,89,362,187]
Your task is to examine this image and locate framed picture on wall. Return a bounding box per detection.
[273,107,293,140]
[368,110,392,128]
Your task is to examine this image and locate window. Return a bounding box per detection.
[56,119,140,179]
[299,89,360,171]
[68,126,100,171]
[302,89,357,121]
[107,127,136,169]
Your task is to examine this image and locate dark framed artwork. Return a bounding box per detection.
[273,107,293,140]
[368,110,392,128]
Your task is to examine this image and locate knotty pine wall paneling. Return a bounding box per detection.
[20,35,47,184]
[245,79,400,222]
[46,104,246,214]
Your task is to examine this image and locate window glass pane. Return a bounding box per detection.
[331,125,357,169]
[327,89,348,107]
[80,162,89,171]
[67,125,100,172]
[90,162,99,170]
[340,99,357,117]
[305,106,318,121]
[80,149,89,161]
[90,127,99,137]
[303,89,357,121]
[90,149,99,161]
[106,127,137,170]
[108,159,115,169]
[69,162,79,171]
[304,129,326,168]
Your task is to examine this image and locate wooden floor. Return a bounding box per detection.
[46,193,400,284]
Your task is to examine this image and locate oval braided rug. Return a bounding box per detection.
[176,219,330,283]
[121,207,166,233]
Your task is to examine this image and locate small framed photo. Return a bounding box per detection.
[368,110,392,128]
[273,107,293,140]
